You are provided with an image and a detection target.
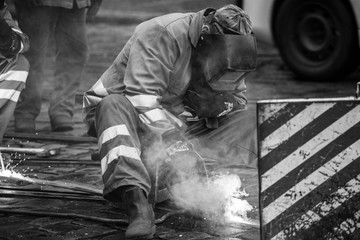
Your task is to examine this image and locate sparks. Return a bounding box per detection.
[212,174,254,224]
[0,152,30,181]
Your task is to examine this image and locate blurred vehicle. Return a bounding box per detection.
[238,0,360,81]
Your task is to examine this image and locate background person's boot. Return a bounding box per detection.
[14,118,36,133]
[123,187,155,239]
[50,116,74,132]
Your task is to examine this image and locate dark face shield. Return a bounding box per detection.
[192,33,257,92]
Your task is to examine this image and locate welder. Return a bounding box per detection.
[83,4,257,239]
[0,0,29,145]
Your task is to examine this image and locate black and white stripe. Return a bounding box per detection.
[257,98,360,240]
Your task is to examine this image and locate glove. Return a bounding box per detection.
[157,141,206,190]
[162,129,187,147]
[0,19,12,48]
[0,19,21,58]
[184,88,240,118]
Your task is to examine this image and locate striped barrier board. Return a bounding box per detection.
[257,97,360,240]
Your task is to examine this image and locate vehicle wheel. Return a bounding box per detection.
[274,0,360,81]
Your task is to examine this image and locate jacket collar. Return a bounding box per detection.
[188,8,216,47]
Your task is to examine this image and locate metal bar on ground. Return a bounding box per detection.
[0,190,104,202]
[4,132,97,143]
[0,146,62,157]
[10,158,100,166]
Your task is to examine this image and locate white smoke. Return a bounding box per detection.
[169,172,253,222]
[142,138,254,223]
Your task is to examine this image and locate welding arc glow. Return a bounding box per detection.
[170,173,255,224]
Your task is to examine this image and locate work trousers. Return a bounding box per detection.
[0,55,29,144]
[95,94,257,202]
[14,4,88,125]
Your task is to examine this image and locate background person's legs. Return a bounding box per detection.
[14,5,56,132]
[49,6,88,131]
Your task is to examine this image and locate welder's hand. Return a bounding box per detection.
[216,92,242,116]
[157,141,205,190]
[0,19,12,49]
[0,19,21,58]
[185,90,240,118]
[185,90,225,118]
[162,129,187,147]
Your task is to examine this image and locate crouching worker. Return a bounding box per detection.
[83,4,257,239]
[0,0,29,144]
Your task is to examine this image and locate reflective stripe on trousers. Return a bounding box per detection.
[95,94,152,201]
[0,55,29,143]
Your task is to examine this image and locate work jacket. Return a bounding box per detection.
[83,8,248,138]
[0,4,29,74]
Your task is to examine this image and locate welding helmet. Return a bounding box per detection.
[191,4,257,93]
[193,33,257,92]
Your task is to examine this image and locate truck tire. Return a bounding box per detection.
[274,0,360,81]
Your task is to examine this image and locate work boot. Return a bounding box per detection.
[123,187,155,239]
[14,118,36,133]
[50,116,74,132]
